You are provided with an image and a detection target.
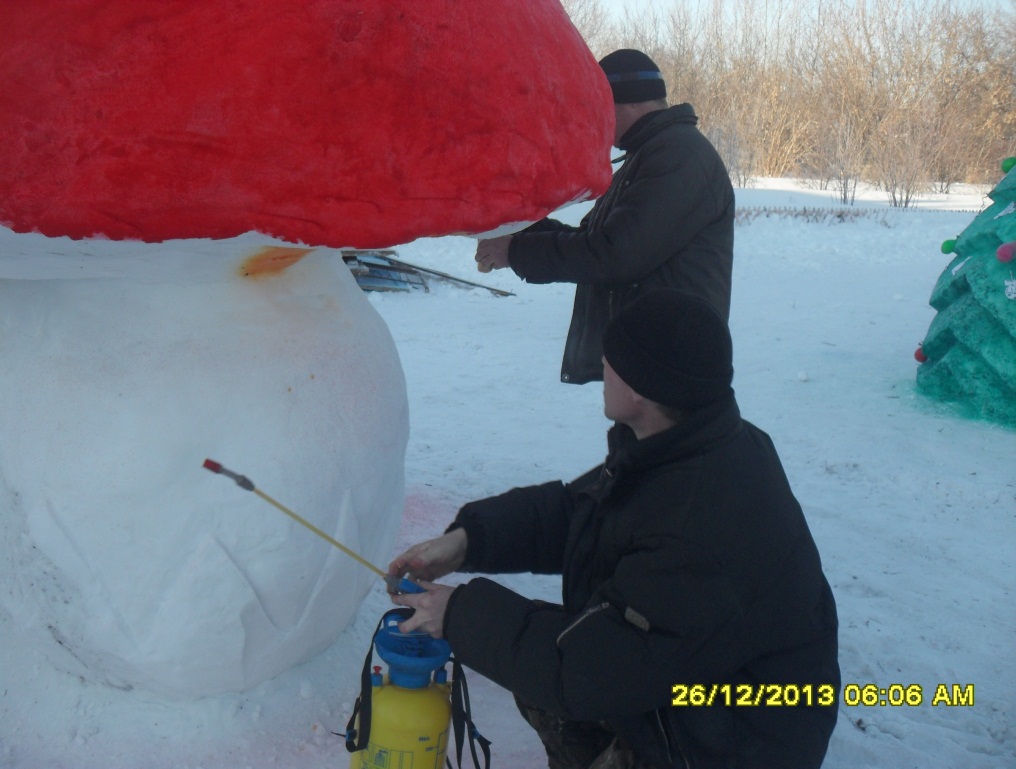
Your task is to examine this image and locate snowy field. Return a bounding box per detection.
[2,178,1014,768]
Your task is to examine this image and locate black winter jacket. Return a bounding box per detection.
[443,399,840,769]
[507,104,735,385]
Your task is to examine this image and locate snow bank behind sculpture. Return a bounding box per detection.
[0,234,408,697]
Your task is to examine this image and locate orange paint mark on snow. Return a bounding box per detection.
[239,246,314,277]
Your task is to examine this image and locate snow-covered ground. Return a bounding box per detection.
[2,178,1014,768]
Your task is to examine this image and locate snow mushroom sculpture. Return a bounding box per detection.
[0,1,613,697]
[915,158,1016,428]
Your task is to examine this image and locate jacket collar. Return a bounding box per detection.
[617,103,698,152]
[604,395,742,483]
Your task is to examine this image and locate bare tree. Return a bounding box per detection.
[560,0,613,56]
[561,0,1014,188]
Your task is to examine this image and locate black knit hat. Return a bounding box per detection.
[603,290,734,410]
[599,49,667,104]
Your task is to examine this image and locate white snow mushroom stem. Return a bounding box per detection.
[0,236,408,698]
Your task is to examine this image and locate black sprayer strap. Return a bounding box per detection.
[345,614,386,754]
[446,656,491,769]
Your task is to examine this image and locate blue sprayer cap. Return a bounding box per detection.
[374,608,451,689]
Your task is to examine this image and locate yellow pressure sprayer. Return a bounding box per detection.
[346,609,454,769]
[201,459,489,769]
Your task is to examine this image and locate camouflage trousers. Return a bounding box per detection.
[515,696,657,769]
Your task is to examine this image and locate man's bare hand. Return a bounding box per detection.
[475,235,512,273]
[387,528,467,587]
[391,581,456,638]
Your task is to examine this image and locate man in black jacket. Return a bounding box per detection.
[390,290,840,769]
[474,49,735,386]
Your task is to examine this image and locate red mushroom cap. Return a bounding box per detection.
[0,1,614,248]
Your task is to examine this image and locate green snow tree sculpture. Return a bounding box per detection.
[916,157,1016,427]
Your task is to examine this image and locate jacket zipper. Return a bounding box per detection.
[555,602,611,647]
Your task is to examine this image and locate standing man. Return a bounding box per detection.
[389,290,840,769]
[475,49,735,386]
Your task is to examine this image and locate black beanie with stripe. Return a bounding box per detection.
[598,49,666,104]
